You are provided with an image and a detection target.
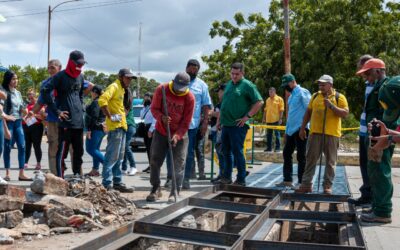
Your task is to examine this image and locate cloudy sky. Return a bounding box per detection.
[0,0,270,82]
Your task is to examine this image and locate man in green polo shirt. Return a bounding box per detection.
[217,62,264,186]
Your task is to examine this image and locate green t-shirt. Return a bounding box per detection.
[220,78,263,126]
[126,107,136,127]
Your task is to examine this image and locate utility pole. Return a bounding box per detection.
[137,22,142,98]
[47,0,81,64]
[283,0,291,74]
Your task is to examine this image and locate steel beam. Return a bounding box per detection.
[134,221,240,246]
[269,209,356,223]
[188,197,266,215]
[243,240,366,250]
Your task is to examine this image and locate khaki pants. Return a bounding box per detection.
[47,122,58,175]
[302,133,339,188]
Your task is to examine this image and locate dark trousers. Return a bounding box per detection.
[56,128,84,176]
[144,123,152,161]
[23,123,44,164]
[150,130,188,190]
[282,129,308,183]
[221,125,249,183]
[359,135,371,199]
[266,122,281,151]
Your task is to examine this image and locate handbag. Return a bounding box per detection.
[136,122,146,138]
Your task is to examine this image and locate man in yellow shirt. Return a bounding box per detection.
[296,75,349,194]
[262,87,284,152]
[98,68,136,192]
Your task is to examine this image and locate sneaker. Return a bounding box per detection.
[113,183,134,193]
[275,181,294,188]
[0,176,7,184]
[295,184,313,194]
[164,179,171,188]
[361,213,392,223]
[127,167,137,176]
[233,180,246,186]
[348,196,371,206]
[142,166,150,173]
[362,207,373,214]
[182,179,190,190]
[214,178,232,185]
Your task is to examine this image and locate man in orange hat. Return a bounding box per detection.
[354,58,393,224]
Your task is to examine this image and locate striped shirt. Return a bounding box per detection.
[359,81,374,136]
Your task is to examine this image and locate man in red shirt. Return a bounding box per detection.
[146,72,195,202]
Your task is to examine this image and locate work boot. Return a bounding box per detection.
[197,174,207,180]
[182,179,190,190]
[113,183,134,193]
[348,196,371,206]
[295,184,313,194]
[323,186,332,195]
[361,213,392,224]
[275,181,294,188]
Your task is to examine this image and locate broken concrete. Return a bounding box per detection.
[44,204,74,228]
[0,235,14,245]
[14,218,50,236]
[30,172,69,196]
[0,228,22,239]
[50,227,74,234]
[0,210,23,228]
[0,185,26,212]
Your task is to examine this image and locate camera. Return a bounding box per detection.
[370,121,381,137]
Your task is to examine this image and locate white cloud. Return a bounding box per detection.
[0,0,270,82]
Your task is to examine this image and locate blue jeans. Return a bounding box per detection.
[266,122,281,150]
[184,128,198,179]
[102,128,126,187]
[0,119,4,158]
[122,125,136,171]
[85,129,105,170]
[4,119,25,169]
[221,125,248,183]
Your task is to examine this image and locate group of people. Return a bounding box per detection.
[0,51,397,224]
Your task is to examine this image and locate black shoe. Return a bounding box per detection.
[211,175,221,183]
[197,175,207,180]
[348,197,371,206]
[214,178,232,185]
[143,166,150,173]
[264,149,272,152]
[113,183,134,193]
[233,180,246,186]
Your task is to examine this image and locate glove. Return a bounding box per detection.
[110,114,122,122]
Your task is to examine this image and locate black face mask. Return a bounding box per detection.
[144,100,151,106]
[285,85,293,93]
[188,72,197,81]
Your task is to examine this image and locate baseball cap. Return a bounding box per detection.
[214,84,226,92]
[69,50,86,65]
[317,74,334,84]
[379,76,400,123]
[118,68,137,79]
[173,72,190,92]
[281,73,295,87]
[356,58,385,75]
[187,59,200,69]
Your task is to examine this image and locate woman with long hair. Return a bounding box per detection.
[2,70,31,181]
[85,85,106,176]
[23,89,45,170]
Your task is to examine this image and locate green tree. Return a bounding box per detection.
[202,0,400,120]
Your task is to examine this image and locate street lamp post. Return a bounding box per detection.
[47,0,81,63]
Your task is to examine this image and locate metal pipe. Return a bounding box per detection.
[283,0,291,74]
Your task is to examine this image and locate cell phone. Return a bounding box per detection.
[371,121,381,137]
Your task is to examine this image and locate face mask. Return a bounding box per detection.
[285,85,293,93]
[188,72,197,81]
[144,100,151,106]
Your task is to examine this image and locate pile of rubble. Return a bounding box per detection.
[0,172,136,245]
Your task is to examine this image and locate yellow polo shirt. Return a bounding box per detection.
[308,90,348,137]
[264,95,284,123]
[98,79,127,131]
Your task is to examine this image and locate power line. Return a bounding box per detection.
[4,0,141,18]
[55,14,134,67]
